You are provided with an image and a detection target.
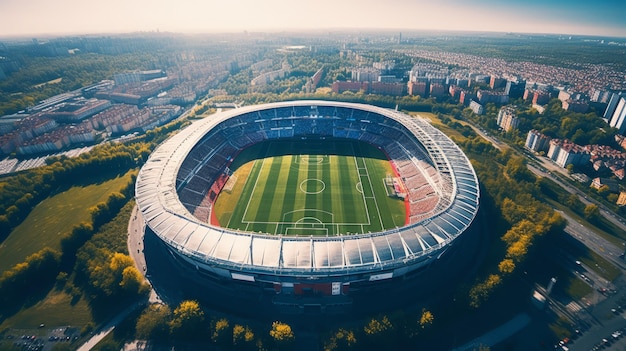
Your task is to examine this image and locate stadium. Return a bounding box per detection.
[135,100,479,310]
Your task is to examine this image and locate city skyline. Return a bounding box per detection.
[0,0,625,38]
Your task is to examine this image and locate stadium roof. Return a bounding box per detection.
[135,100,479,277]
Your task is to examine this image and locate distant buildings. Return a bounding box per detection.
[588,144,626,180]
[15,124,95,155]
[477,90,509,105]
[407,81,427,97]
[525,130,551,153]
[505,79,526,99]
[547,139,590,168]
[497,105,519,131]
[608,97,626,134]
[489,75,506,89]
[617,191,626,206]
[113,69,165,85]
[449,85,463,99]
[429,83,445,99]
[527,131,626,180]
[590,88,612,103]
[304,67,325,93]
[44,99,111,122]
[531,90,551,105]
[562,99,589,113]
[604,92,623,120]
[459,90,474,105]
[250,59,273,72]
[469,101,484,115]
[0,68,188,156]
[590,177,620,192]
[555,89,590,113]
[251,62,291,86]
[95,77,176,105]
[331,81,405,96]
[532,104,546,114]
[557,90,571,102]
[351,67,380,82]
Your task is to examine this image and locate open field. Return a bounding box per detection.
[0,290,93,330]
[214,139,406,236]
[0,170,136,273]
[0,200,137,344]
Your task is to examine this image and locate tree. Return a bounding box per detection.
[469,274,502,308]
[504,157,534,183]
[270,321,295,343]
[597,185,610,197]
[136,303,171,340]
[95,340,119,351]
[506,235,532,262]
[233,324,255,349]
[501,219,535,246]
[169,300,205,339]
[119,266,147,295]
[419,310,434,329]
[0,247,61,312]
[211,318,231,346]
[363,316,393,335]
[565,194,584,214]
[583,204,600,222]
[324,328,357,351]
[498,259,516,274]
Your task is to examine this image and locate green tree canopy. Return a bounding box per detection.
[135,303,171,340]
[169,300,205,339]
[583,204,600,222]
[270,321,295,343]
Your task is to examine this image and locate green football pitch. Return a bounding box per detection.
[213,139,406,236]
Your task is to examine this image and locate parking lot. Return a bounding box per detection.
[4,326,80,351]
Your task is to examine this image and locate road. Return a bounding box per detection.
[75,301,145,351]
[557,209,625,268]
[128,205,147,278]
[527,163,626,234]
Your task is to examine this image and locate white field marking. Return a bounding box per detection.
[240,156,268,224]
[295,217,324,225]
[299,178,326,194]
[353,147,387,229]
[352,154,372,227]
[287,217,328,235]
[285,226,329,235]
[297,155,325,165]
[356,181,363,193]
[235,141,381,234]
[282,208,334,223]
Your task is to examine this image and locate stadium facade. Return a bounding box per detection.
[135,100,479,303]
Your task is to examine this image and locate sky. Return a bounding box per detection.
[0,0,625,38]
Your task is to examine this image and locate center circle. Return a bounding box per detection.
[299,179,326,194]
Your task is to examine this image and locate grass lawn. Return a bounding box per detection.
[0,290,93,330]
[214,139,405,235]
[0,169,136,273]
[0,196,139,338]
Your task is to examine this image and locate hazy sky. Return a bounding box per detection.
[1,0,625,38]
